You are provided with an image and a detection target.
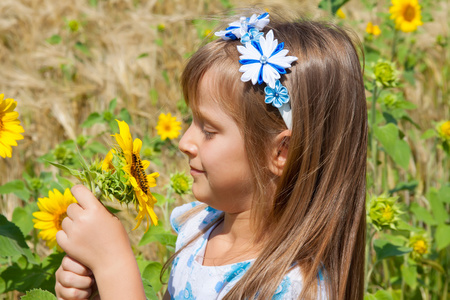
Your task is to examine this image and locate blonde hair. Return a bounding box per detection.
[169,17,367,300]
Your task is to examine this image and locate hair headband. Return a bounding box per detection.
[215,13,297,130]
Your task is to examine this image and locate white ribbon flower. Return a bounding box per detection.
[215,13,270,40]
[237,30,298,89]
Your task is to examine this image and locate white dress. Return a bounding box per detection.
[167,202,324,299]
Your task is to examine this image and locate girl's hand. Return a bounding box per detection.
[55,255,98,300]
[56,184,132,273]
[56,185,146,300]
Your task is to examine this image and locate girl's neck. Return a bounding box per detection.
[202,209,260,266]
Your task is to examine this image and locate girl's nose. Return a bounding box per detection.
[178,124,197,158]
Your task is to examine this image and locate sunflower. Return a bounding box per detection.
[0,94,24,158]
[155,113,182,140]
[336,8,346,19]
[102,149,115,171]
[389,0,423,33]
[32,189,77,249]
[366,22,381,36]
[113,120,159,230]
[437,120,450,142]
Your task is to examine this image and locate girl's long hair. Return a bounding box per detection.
[174,17,367,300]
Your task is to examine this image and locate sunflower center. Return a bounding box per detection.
[0,119,3,131]
[131,153,149,194]
[413,240,427,254]
[382,205,394,222]
[55,212,67,231]
[164,124,172,131]
[403,5,416,22]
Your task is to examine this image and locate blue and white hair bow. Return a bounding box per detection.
[215,13,297,130]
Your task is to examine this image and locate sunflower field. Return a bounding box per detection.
[0,0,449,299]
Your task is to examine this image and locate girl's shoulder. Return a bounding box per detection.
[170,201,223,237]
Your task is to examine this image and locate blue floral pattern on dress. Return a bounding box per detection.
[167,202,326,299]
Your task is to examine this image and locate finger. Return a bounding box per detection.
[71,185,102,210]
[57,271,94,289]
[66,202,83,219]
[56,230,69,252]
[55,281,92,299]
[60,215,73,233]
[62,256,92,276]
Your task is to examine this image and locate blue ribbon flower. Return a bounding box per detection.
[215,13,270,40]
[237,30,298,89]
[241,28,264,44]
[264,80,290,108]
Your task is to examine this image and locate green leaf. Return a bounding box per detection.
[0,214,37,264]
[435,224,450,250]
[318,0,349,14]
[373,123,410,170]
[46,34,62,45]
[12,206,34,237]
[48,161,81,178]
[74,41,90,55]
[149,88,159,106]
[420,129,437,140]
[438,186,450,204]
[84,141,108,154]
[139,222,176,247]
[118,108,132,125]
[389,180,418,194]
[142,278,158,300]
[142,262,163,292]
[373,239,412,261]
[108,98,118,113]
[138,52,149,59]
[401,264,417,290]
[421,259,446,274]
[410,203,437,226]
[21,289,57,300]
[81,112,104,128]
[1,252,63,293]
[153,193,168,206]
[426,188,448,225]
[0,180,30,201]
[0,276,5,293]
[373,290,394,300]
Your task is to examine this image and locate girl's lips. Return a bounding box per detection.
[190,166,205,176]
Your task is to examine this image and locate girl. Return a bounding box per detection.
[55,12,367,300]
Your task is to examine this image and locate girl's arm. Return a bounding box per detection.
[56,185,146,300]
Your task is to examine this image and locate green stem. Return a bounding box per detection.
[370,83,380,192]
[391,29,398,62]
[365,228,377,293]
[382,152,388,192]
[382,259,390,288]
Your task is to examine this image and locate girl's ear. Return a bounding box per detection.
[269,130,291,176]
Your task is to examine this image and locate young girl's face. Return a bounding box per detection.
[178,72,254,214]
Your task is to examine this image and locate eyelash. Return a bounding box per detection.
[202,128,215,140]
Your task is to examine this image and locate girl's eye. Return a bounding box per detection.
[202,129,215,140]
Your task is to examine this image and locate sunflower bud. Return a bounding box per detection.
[408,233,430,260]
[170,172,192,195]
[373,60,399,88]
[67,20,80,32]
[53,145,75,165]
[367,194,403,231]
[30,178,43,192]
[436,120,450,143]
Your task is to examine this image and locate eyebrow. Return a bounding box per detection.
[192,108,222,129]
